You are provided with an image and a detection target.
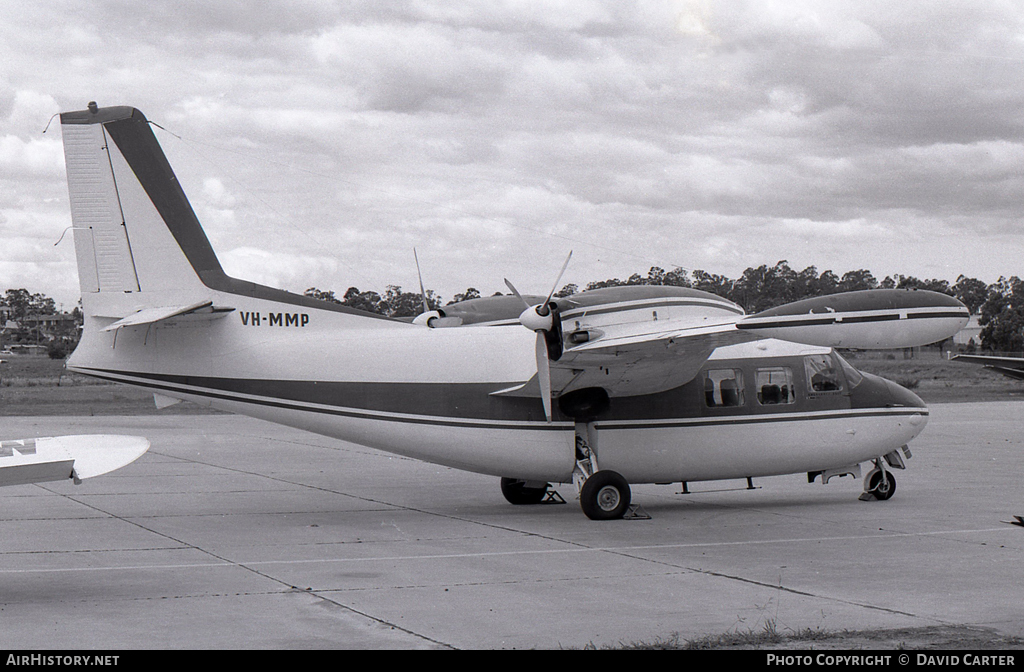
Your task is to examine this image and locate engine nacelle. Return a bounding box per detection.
[412,310,463,328]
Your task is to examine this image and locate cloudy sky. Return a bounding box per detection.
[2,1,1023,310]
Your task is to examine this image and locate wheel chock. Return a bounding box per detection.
[540,490,567,505]
[623,503,651,520]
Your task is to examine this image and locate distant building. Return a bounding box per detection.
[1,312,79,345]
[21,313,78,331]
[953,314,981,348]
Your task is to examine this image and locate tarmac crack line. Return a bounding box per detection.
[33,485,456,650]
[590,545,928,620]
[4,526,1008,574]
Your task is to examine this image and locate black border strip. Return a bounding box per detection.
[739,309,968,331]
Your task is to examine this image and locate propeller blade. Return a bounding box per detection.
[536,332,552,422]
[504,278,530,309]
[543,250,573,308]
[414,248,430,315]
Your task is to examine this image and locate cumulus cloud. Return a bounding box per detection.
[2,0,1024,309]
[219,246,341,293]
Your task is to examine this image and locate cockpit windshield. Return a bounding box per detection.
[833,351,864,389]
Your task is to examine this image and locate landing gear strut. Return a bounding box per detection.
[574,422,632,520]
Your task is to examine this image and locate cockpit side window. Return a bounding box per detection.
[804,354,843,394]
[704,369,745,407]
[756,367,795,405]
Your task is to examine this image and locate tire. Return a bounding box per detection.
[500,477,548,505]
[867,469,896,500]
[579,470,631,520]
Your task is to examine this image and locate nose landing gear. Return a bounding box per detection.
[860,459,897,501]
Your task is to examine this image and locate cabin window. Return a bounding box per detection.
[756,367,795,405]
[804,354,843,393]
[704,369,745,407]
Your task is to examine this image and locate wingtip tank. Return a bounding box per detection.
[737,289,970,349]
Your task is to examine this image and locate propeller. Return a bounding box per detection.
[411,249,462,327]
[413,248,430,315]
[504,251,572,422]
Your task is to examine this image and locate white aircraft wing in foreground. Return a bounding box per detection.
[0,435,150,487]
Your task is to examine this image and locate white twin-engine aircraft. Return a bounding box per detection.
[53,103,969,519]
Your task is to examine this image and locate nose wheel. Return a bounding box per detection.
[861,461,897,501]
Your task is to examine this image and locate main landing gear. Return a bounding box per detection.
[497,426,637,520]
[499,477,554,505]
[497,428,634,520]
[572,421,640,520]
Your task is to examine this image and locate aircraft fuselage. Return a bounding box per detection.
[57,104,956,517]
[68,300,926,486]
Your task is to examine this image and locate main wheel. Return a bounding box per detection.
[867,469,896,500]
[579,470,631,520]
[500,477,549,505]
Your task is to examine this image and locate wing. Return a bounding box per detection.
[952,354,1024,380]
[491,286,751,399]
[543,287,967,399]
[0,435,150,487]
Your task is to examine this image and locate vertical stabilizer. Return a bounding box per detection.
[60,103,361,319]
[60,105,221,311]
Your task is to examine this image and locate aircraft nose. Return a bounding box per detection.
[849,370,927,413]
[885,377,927,411]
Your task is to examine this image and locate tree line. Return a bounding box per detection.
[304,260,1022,352]
[3,260,1023,354]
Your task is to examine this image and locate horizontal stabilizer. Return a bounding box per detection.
[100,300,230,331]
[0,435,150,487]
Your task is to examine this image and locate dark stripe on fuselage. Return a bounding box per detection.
[71,361,925,431]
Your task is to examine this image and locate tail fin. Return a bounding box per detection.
[60,105,220,303]
[61,103,366,322]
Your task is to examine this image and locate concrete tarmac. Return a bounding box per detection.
[1,402,1022,650]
